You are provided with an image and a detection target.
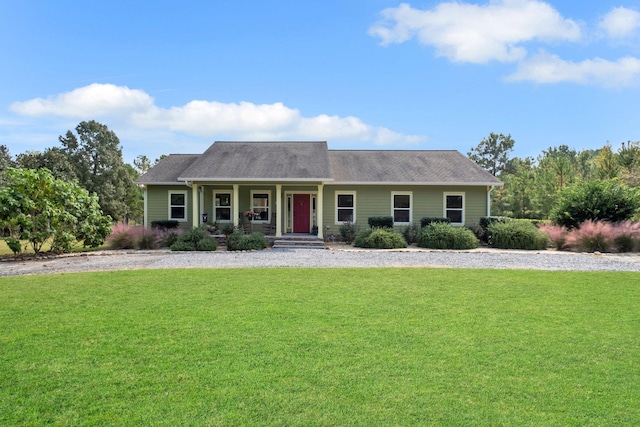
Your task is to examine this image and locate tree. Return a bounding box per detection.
[468,132,515,176]
[59,121,130,221]
[0,168,112,253]
[133,155,152,174]
[595,144,620,180]
[549,179,640,229]
[499,157,537,218]
[0,145,14,185]
[15,147,78,182]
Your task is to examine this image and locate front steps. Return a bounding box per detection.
[272,235,325,249]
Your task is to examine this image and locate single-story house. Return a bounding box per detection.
[135,141,502,239]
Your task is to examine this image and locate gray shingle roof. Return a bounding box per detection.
[135,142,502,186]
[178,141,333,181]
[135,154,199,184]
[329,150,501,184]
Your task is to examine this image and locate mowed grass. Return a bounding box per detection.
[1,268,639,426]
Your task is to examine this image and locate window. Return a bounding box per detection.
[392,192,412,224]
[336,192,356,223]
[444,193,464,224]
[169,191,187,221]
[214,192,232,222]
[251,191,270,221]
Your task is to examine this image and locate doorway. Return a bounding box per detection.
[293,194,311,233]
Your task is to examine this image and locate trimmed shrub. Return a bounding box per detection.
[339,222,360,245]
[418,223,478,250]
[402,222,421,245]
[478,216,510,243]
[488,220,548,250]
[226,230,269,251]
[354,228,407,249]
[151,220,180,230]
[420,217,450,228]
[550,179,640,229]
[538,223,569,250]
[368,216,394,228]
[170,226,217,251]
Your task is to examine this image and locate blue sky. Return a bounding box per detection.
[2,0,640,164]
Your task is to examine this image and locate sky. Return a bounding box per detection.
[2,0,640,165]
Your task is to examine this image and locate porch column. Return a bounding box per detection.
[192,184,199,228]
[233,184,239,227]
[317,183,324,239]
[276,184,282,237]
[142,186,148,228]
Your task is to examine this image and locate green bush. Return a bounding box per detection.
[368,216,394,228]
[418,223,478,250]
[5,237,23,255]
[226,230,269,251]
[487,220,548,250]
[420,217,450,228]
[478,216,511,243]
[221,223,236,236]
[550,180,640,229]
[170,226,217,251]
[354,228,407,249]
[339,222,359,245]
[402,222,421,245]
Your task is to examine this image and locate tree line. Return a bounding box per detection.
[468,133,640,220]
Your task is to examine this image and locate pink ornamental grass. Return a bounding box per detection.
[107,224,164,250]
[538,223,568,250]
[565,220,615,253]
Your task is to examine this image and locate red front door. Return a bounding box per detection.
[293,194,311,233]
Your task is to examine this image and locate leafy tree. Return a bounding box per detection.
[549,179,640,229]
[0,168,112,253]
[617,141,640,186]
[133,155,152,174]
[15,147,78,182]
[595,144,620,180]
[59,121,130,221]
[499,157,537,218]
[122,163,144,224]
[533,146,578,217]
[0,145,14,185]
[468,132,515,176]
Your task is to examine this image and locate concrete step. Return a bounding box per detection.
[272,239,325,249]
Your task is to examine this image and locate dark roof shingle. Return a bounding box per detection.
[328,150,501,184]
[135,154,199,184]
[178,141,333,181]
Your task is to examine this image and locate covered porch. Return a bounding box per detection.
[188,182,326,239]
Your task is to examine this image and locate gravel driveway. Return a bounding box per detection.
[2,246,640,277]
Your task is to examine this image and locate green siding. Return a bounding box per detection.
[146,185,193,230]
[145,183,490,234]
[322,185,489,235]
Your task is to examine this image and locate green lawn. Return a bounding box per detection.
[1,268,639,426]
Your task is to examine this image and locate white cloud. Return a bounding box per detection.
[10,84,426,148]
[10,83,154,117]
[599,7,640,39]
[368,0,581,63]
[506,52,640,86]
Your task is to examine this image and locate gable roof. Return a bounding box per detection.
[135,141,502,186]
[135,154,199,184]
[329,150,501,185]
[178,141,333,182]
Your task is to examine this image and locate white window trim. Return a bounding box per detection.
[250,190,271,223]
[168,190,188,222]
[443,192,465,225]
[335,191,356,224]
[213,191,233,223]
[391,191,412,224]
